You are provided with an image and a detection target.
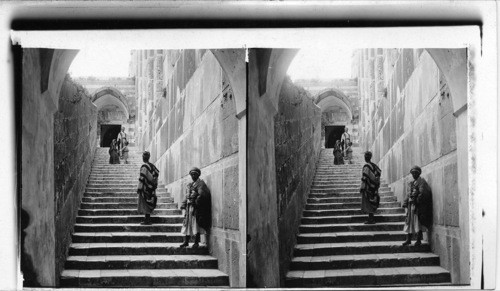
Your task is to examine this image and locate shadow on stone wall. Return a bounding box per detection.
[274,76,322,285]
[21,208,40,287]
[53,75,97,285]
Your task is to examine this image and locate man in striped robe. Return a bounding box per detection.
[360,151,381,224]
[137,151,159,225]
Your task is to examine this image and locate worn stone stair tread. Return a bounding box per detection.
[292,252,439,263]
[298,230,405,238]
[302,213,404,221]
[62,268,227,277]
[300,221,404,228]
[303,208,403,215]
[74,232,185,237]
[286,266,450,280]
[70,242,205,249]
[75,223,182,227]
[76,215,183,219]
[295,241,429,250]
[66,254,218,263]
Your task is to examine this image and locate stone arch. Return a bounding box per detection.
[263,48,466,117]
[314,88,354,119]
[46,49,247,119]
[91,86,130,119]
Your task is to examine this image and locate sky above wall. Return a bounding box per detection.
[68,48,132,78]
[287,48,354,81]
[68,47,354,81]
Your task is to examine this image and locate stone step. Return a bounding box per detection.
[75,215,184,224]
[308,192,393,199]
[85,188,168,193]
[68,242,205,256]
[61,268,229,287]
[74,223,182,233]
[78,209,182,216]
[299,221,405,233]
[311,185,390,191]
[87,182,142,186]
[302,208,404,217]
[65,255,218,270]
[305,201,400,210]
[83,193,171,198]
[294,241,431,257]
[312,181,388,187]
[72,232,186,243]
[297,231,407,244]
[285,266,450,287]
[306,196,396,204]
[301,213,405,225]
[309,189,393,195]
[290,252,441,270]
[80,202,177,210]
[82,197,173,204]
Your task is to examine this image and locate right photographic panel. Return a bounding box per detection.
[247,46,471,288]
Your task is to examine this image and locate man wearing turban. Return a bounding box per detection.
[179,167,212,248]
[360,151,382,224]
[137,151,159,225]
[402,165,433,246]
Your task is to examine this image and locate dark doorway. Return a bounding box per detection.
[100,124,121,147]
[325,125,345,148]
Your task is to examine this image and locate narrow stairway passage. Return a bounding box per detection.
[60,148,229,287]
[285,148,451,287]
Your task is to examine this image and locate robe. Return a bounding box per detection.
[137,162,159,214]
[180,179,212,235]
[403,176,433,232]
[109,146,120,164]
[360,162,381,213]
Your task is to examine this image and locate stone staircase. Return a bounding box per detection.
[285,148,451,287]
[60,148,229,287]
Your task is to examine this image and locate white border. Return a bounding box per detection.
[0,1,497,290]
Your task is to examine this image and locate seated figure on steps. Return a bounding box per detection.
[360,151,381,224]
[402,165,433,246]
[137,151,159,225]
[180,167,212,249]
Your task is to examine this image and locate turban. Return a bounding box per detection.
[189,167,201,175]
[410,166,422,175]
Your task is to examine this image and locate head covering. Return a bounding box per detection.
[364,151,373,158]
[189,167,201,176]
[142,151,151,159]
[410,165,422,175]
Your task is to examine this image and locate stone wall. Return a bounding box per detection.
[274,77,322,284]
[131,49,242,287]
[246,50,280,287]
[53,76,97,282]
[22,48,56,286]
[355,48,469,284]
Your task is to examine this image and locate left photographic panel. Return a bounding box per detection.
[18,34,247,288]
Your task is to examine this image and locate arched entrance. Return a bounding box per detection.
[314,88,355,148]
[91,86,131,147]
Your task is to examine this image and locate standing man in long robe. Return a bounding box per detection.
[402,165,433,246]
[360,151,381,224]
[137,151,159,225]
[117,126,127,159]
[179,167,212,249]
[340,127,351,153]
